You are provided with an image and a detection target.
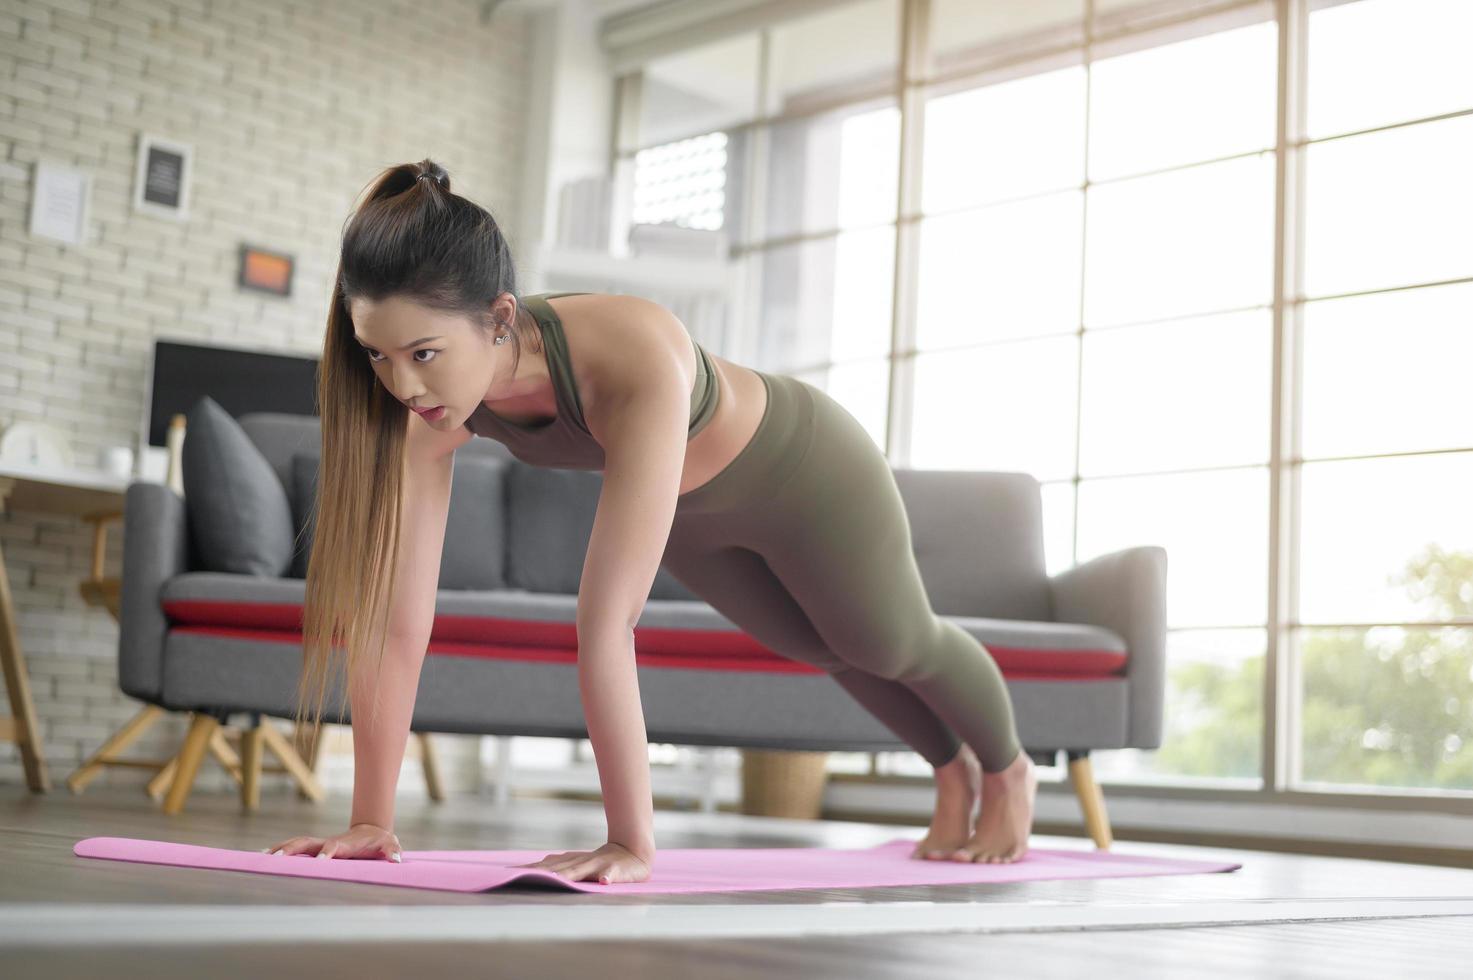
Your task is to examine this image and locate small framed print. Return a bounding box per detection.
[133,133,192,221]
[238,243,294,297]
[29,159,91,246]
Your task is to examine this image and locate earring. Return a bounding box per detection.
[494,335,508,345]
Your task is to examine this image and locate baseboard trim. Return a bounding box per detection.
[821,808,1473,870]
[521,787,1473,870]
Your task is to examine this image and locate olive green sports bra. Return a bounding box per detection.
[462,291,720,470]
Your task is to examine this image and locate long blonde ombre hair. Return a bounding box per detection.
[294,158,539,741]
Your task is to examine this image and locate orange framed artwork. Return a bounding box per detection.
[237,244,294,297]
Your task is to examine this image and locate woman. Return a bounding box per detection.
[266,160,1036,885]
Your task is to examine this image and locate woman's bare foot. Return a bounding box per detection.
[909,742,982,860]
[951,748,1036,863]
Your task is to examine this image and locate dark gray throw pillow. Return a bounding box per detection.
[181,396,295,577]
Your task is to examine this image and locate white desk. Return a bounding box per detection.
[0,460,134,793]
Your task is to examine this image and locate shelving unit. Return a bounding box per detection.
[531,239,743,357]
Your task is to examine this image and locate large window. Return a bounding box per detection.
[1293,0,1473,795]
[928,8,1282,788]
[614,0,1473,800]
[632,132,729,230]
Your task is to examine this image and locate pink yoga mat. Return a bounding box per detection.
[74,836,1240,894]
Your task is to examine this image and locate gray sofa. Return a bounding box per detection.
[117,410,1167,844]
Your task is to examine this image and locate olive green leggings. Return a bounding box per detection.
[662,370,1023,773]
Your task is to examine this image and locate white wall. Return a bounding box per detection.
[512,0,617,284]
[0,0,534,793]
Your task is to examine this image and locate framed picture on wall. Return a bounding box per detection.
[237,243,294,297]
[28,159,91,246]
[132,133,192,221]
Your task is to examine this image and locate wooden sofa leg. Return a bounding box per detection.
[147,721,244,802]
[259,720,325,802]
[162,712,219,815]
[239,723,265,811]
[418,731,444,802]
[1066,750,1113,850]
[146,756,178,801]
[66,704,167,794]
[207,728,244,787]
[295,722,323,800]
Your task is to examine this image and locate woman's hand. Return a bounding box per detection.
[510,840,653,885]
[262,822,403,862]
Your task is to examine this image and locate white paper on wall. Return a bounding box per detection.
[28,160,90,246]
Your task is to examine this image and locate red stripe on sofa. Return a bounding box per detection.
[166,615,1128,679]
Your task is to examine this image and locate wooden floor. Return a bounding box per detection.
[4,782,1473,979]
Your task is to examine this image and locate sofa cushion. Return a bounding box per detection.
[181,395,295,577]
[288,450,509,589]
[504,466,599,594]
[287,452,318,580]
[158,573,1128,679]
[502,463,698,600]
[441,453,509,589]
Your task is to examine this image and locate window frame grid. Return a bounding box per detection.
[611,0,1473,815]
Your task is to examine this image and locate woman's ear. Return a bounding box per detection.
[491,292,518,325]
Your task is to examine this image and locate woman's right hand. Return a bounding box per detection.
[263,822,403,862]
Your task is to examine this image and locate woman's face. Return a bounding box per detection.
[348,294,507,427]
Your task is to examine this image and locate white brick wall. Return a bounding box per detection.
[0,0,532,798]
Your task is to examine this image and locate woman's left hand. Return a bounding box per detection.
[510,840,654,885]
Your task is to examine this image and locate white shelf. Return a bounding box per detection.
[535,242,736,292]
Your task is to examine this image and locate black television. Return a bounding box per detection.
[142,337,319,448]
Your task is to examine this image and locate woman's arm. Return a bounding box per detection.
[349,422,457,832]
[572,372,689,862]
[513,297,693,883]
[577,624,656,863]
